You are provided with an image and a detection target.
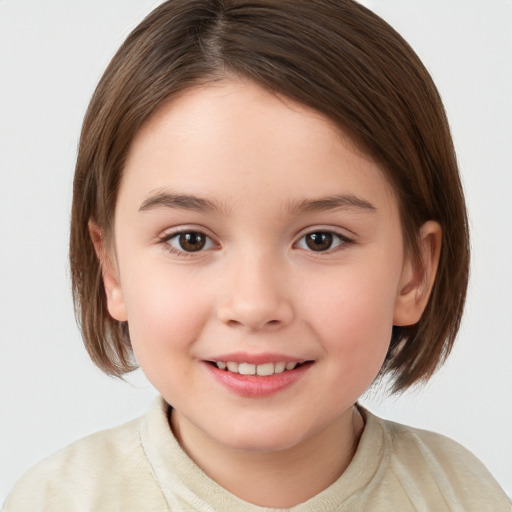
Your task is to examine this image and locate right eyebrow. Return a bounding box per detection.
[139,191,227,214]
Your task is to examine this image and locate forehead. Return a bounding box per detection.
[120,78,397,216]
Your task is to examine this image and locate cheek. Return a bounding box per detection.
[120,266,213,368]
[304,265,399,379]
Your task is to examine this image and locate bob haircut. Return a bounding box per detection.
[70,0,469,392]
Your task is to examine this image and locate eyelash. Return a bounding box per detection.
[159,230,217,258]
[158,229,354,258]
[295,231,353,253]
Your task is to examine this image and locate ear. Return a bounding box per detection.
[393,221,442,326]
[88,221,128,322]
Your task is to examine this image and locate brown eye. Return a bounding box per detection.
[297,230,350,253]
[178,232,206,252]
[166,231,214,253]
[304,232,333,251]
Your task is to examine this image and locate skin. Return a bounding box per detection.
[92,78,441,508]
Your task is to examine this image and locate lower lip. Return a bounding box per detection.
[204,362,312,398]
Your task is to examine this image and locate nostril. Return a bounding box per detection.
[227,318,280,329]
[217,299,294,331]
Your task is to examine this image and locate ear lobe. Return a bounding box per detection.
[393,221,442,326]
[88,221,128,322]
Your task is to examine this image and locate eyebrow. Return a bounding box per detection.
[287,194,377,214]
[139,191,376,216]
[139,191,227,214]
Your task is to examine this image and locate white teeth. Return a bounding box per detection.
[215,360,302,375]
[226,361,239,372]
[256,362,275,376]
[274,362,286,374]
[239,363,256,375]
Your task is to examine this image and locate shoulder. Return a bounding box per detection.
[363,408,511,511]
[3,411,167,512]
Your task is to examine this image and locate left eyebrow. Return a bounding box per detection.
[287,194,377,214]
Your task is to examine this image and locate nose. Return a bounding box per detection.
[216,255,294,331]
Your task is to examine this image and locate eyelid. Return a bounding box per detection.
[294,225,355,241]
[158,226,220,257]
[156,225,355,257]
[158,224,217,241]
[168,232,216,249]
[293,227,355,252]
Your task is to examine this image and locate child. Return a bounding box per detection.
[3,0,510,510]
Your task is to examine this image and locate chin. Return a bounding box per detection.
[211,421,311,454]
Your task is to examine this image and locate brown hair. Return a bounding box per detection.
[70,0,469,391]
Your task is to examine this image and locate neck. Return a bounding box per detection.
[170,406,364,508]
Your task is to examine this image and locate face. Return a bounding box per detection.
[102,78,427,454]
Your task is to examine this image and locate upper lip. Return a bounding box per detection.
[205,352,310,365]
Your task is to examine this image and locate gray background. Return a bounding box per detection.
[1,0,511,501]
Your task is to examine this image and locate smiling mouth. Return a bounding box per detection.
[208,361,310,376]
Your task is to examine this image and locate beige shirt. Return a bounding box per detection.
[3,397,511,511]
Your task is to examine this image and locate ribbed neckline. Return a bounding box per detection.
[139,397,391,511]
